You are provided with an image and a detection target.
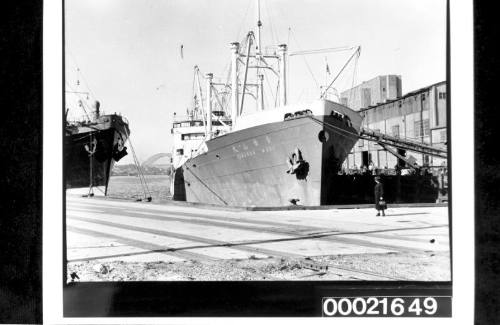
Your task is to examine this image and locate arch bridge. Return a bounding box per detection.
[142,153,171,166]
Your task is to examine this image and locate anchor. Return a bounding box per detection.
[286,147,309,179]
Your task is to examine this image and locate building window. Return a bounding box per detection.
[414,119,430,137]
[424,155,430,166]
[176,148,184,155]
[439,92,447,100]
[422,93,426,100]
[358,139,364,147]
[440,130,447,143]
[391,125,400,138]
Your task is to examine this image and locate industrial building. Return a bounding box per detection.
[343,80,447,171]
[340,75,402,111]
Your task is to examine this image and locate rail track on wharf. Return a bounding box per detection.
[65,194,450,281]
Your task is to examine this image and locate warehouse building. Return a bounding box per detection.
[340,75,402,111]
[343,80,447,172]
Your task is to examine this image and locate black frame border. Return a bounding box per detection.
[62,0,453,318]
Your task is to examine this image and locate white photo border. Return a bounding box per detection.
[43,0,474,323]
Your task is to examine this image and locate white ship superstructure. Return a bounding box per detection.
[171,110,231,169]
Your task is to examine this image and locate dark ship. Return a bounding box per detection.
[171,3,363,207]
[65,100,129,195]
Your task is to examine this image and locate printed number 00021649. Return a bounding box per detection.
[322,296,442,317]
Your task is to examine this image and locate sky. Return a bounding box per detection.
[65,0,446,164]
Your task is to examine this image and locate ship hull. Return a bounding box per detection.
[174,114,358,206]
[65,115,129,194]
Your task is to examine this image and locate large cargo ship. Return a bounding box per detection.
[65,100,130,195]
[171,3,363,206]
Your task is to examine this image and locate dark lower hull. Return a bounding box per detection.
[325,174,442,204]
[173,115,359,206]
[65,115,129,194]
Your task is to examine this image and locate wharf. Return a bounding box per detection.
[66,194,450,281]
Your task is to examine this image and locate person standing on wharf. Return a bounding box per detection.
[374,176,386,217]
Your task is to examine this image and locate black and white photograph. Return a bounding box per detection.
[54,0,466,319]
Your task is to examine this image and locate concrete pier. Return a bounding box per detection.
[67,195,450,265]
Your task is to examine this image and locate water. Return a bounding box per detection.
[106,175,171,203]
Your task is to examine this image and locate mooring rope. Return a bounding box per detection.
[87,132,94,196]
[184,166,228,206]
[123,128,152,201]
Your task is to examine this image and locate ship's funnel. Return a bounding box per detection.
[92,100,101,119]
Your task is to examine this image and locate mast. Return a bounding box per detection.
[255,0,263,108]
[194,66,207,127]
[258,74,264,111]
[239,33,253,115]
[256,0,262,54]
[230,42,240,126]
[205,73,213,140]
[278,44,287,106]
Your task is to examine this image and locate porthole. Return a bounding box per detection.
[318,130,329,143]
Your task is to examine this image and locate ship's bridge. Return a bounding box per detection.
[171,112,232,169]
